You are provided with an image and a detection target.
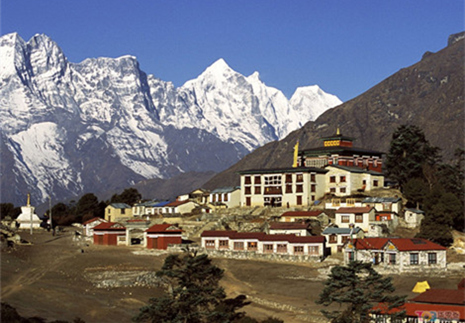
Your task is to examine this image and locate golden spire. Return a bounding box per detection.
[27,193,31,206]
[292,140,299,168]
[336,127,340,135]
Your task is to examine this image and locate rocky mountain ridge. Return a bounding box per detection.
[0,33,341,205]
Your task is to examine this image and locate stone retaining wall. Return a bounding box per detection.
[203,248,323,263]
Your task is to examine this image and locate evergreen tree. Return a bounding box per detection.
[75,193,100,222]
[402,178,428,209]
[110,188,142,206]
[385,125,440,189]
[417,190,462,246]
[316,261,405,323]
[134,249,249,323]
[0,203,20,220]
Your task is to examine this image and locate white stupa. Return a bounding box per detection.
[16,194,42,230]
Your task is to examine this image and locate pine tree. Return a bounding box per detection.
[316,261,406,323]
[134,249,250,323]
[385,124,440,189]
[110,188,142,205]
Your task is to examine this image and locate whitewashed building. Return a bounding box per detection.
[209,187,241,208]
[404,208,425,228]
[325,165,384,196]
[335,206,376,232]
[239,167,328,208]
[344,237,447,272]
[201,230,326,259]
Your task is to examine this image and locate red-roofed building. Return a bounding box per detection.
[279,211,329,226]
[372,280,465,322]
[93,222,126,246]
[144,224,183,249]
[82,217,107,237]
[201,230,325,259]
[344,238,447,272]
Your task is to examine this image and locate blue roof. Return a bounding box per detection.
[110,203,131,209]
[134,200,160,207]
[322,227,362,235]
[154,201,171,207]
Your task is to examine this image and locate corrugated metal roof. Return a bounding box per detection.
[211,186,240,194]
[109,203,131,209]
[154,201,171,207]
[362,197,401,203]
[322,227,362,235]
[405,208,424,214]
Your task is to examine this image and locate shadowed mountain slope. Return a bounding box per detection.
[204,35,464,189]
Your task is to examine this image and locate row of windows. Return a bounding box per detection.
[329,175,346,183]
[348,252,438,265]
[211,193,229,202]
[330,187,347,193]
[340,214,364,223]
[205,240,319,255]
[245,184,317,195]
[244,174,316,185]
[410,252,437,265]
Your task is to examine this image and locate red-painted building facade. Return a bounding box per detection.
[298,130,384,172]
[93,222,126,245]
[145,224,183,250]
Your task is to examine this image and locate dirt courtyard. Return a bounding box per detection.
[1,230,464,323]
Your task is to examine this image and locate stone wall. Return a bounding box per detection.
[202,248,323,263]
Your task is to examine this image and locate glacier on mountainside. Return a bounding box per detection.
[0,33,342,204]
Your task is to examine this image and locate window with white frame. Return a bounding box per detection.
[263,244,273,253]
[264,175,282,185]
[294,246,304,255]
[308,245,319,255]
[205,240,215,249]
[428,253,437,265]
[233,241,244,250]
[410,253,419,265]
[276,244,287,253]
[219,240,228,249]
[388,253,396,265]
[247,241,258,250]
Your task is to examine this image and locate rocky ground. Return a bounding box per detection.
[1,229,464,323]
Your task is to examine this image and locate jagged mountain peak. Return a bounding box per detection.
[247,71,261,82]
[184,58,238,87]
[0,33,342,205]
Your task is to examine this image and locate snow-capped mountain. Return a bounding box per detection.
[0,33,342,205]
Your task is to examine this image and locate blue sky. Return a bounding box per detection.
[1,0,463,101]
